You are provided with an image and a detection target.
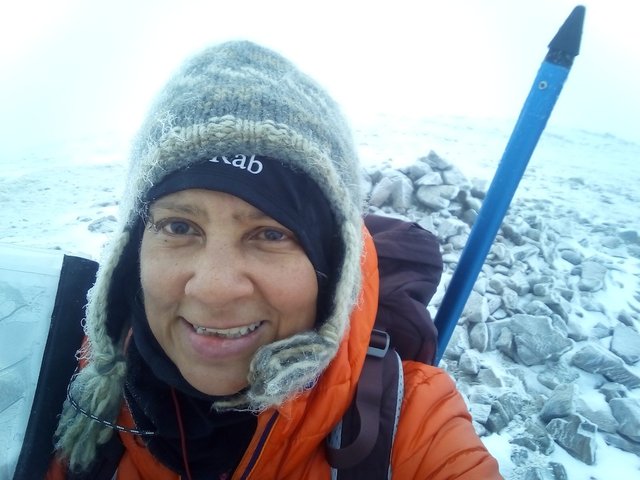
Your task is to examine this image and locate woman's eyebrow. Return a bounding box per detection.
[235,210,270,221]
[150,199,207,218]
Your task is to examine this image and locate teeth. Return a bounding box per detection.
[193,322,261,338]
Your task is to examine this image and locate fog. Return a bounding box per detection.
[1,0,638,161]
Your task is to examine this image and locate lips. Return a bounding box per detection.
[191,321,262,339]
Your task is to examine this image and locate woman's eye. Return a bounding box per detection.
[260,228,287,241]
[252,227,298,244]
[153,219,197,236]
[167,221,193,235]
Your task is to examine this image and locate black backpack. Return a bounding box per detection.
[14,214,442,479]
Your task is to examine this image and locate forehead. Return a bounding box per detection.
[150,189,269,220]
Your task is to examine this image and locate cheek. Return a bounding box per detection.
[139,236,182,319]
[273,259,319,336]
[139,239,160,300]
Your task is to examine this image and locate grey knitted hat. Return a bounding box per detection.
[55,40,364,470]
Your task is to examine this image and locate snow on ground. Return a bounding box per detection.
[1,114,639,478]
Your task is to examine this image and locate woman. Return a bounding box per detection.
[48,41,501,479]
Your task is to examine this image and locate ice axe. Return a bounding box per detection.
[434,6,586,363]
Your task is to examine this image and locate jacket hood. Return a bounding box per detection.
[55,40,364,471]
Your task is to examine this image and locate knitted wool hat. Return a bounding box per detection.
[55,40,364,471]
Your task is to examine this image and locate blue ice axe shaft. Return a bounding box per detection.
[434,6,585,363]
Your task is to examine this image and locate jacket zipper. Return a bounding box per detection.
[238,411,279,480]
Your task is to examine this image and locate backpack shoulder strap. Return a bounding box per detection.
[326,214,443,478]
[14,255,98,480]
[326,330,404,480]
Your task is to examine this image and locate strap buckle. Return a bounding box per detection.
[367,329,390,358]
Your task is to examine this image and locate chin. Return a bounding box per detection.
[183,371,249,397]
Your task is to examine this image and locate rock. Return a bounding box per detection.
[436,217,468,241]
[549,462,569,480]
[488,244,513,267]
[571,344,640,388]
[368,170,414,211]
[629,244,640,259]
[511,446,530,467]
[496,327,516,360]
[550,315,568,337]
[537,362,579,390]
[539,384,579,422]
[603,433,640,456]
[578,260,608,292]
[609,398,640,442]
[470,403,492,425]
[477,367,504,388]
[404,161,434,181]
[501,287,521,313]
[461,208,478,225]
[600,382,628,402]
[417,216,436,233]
[545,414,597,465]
[510,419,555,455]
[472,420,488,437]
[508,315,573,366]
[368,175,396,207]
[601,236,622,249]
[415,185,451,210]
[577,399,619,434]
[532,283,550,297]
[491,308,508,320]
[441,167,471,189]
[523,466,556,480]
[463,195,482,212]
[506,270,531,296]
[542,292,572,321]
[486,294,502,314]
[591,321,611,338]
[463,291,489,323]
[524,300,554,317]
[470,178,487,199]
[443,325,469,360]
[469,322,489,352]
[459,349,482,375]
[560,249,583,265]
[486,392,527,433]
[420,150,450,171]
[87,215,117,233]
[565,316,589,342]
[617,310,636,327]
[610,324,640,364]
[524,228,542,242]
[363,166,381,185]
[502,223,526,246]
[619,229,640,244]
[485,320,512,351]
[442,253,460,265]
[414,171,443,187]
[513,245,541,262]
[449,234,468,250]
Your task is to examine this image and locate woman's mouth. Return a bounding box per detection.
[192,321,262,339]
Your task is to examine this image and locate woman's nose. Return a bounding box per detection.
[183,243,255,305]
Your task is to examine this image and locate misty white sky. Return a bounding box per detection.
[0,0,638,159]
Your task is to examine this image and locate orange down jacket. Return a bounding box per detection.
[48,231,501,479]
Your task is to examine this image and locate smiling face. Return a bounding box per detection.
[139,189,318,396]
